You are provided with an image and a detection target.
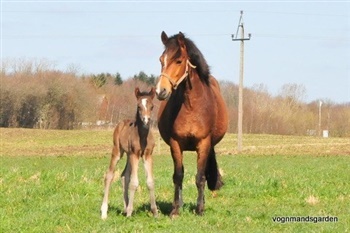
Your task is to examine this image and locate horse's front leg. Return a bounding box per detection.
[169,138,184,217]
[195,137,211,215]
[143,149,158,217]
[125,153,139,217]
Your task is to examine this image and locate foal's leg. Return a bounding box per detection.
[143,151,158,217]
[125,153,139,217]
[121,154,131,214]
[101,145,123,219]
[195,137,211,215]
[169,138,184,217]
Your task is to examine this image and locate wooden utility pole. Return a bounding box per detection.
[232,11,251,153]
[318,100,322,136]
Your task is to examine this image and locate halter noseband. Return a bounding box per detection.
[160,59,196,90]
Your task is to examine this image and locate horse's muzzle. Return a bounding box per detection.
[156,88,170,101]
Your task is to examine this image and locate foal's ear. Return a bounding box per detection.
[149,87,155,99]
[161,31,168,45]
[177,32,186,49]
[135,87,140,98]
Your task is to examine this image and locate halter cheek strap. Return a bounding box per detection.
[160,60,196,90]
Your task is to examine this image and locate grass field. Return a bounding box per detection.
[1,128,350,232]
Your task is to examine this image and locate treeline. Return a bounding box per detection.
[223,82,350,137]
[1,59,349,136]
[0,59,156,130]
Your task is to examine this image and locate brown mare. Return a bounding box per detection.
[101,87,158,219]
[156,31,228,216]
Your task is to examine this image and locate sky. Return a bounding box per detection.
[1,1,349,103]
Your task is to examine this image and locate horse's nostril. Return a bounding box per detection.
[156,88,165,95]
[156,88,166,98]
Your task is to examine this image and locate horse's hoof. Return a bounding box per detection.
[195,206,204,216]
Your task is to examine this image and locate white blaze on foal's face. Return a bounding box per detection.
[141,98,150,125]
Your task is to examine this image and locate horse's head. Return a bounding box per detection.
[156,31,197,100]
[135,87,155,126]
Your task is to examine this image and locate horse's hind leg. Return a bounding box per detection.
[195,137,211,216]
[121,153,131,214]
[101,145,122,219]
[143,151,158,217]
[125,153,139,217]
[169,139,184,217]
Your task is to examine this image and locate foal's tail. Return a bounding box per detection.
[205,147,224,191]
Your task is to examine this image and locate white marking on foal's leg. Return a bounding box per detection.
[144,157,158,217]
[101,203,108,220]
[100,146,121,220]
[126,154,139,217]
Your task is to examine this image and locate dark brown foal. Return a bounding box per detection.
[101,87,157,219]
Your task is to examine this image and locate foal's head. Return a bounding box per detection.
[135,87,155,127]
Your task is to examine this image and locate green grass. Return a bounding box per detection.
[1,128,350,232]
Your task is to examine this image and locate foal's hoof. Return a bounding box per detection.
[151,209,158,218]
[126,212,132,217]
[101,203,108,220]
[152,212,159,218]
[169,208,180,219]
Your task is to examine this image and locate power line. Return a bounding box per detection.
[245,10,348,17]
[2,9,348,18]
[3,33,349,41]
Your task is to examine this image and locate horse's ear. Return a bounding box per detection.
[177,32,186,49]
[161,31,168,45]
[135,87,140,98]
[149,87,155,99]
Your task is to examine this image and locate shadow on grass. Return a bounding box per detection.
[138,201,197,216]
[106,201,197,218]
[107,205,125,217]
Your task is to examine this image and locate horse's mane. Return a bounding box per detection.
[165,33,210,85]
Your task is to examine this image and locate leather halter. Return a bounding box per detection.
[160,60,196,90]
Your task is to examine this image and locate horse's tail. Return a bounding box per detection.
[205,147,224,191]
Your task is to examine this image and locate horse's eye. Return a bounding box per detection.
[176,60,182,64]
